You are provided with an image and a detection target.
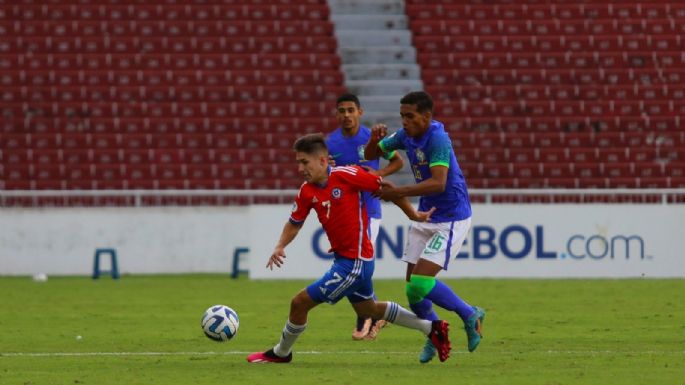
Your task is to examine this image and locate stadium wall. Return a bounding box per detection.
[1,204,683,278]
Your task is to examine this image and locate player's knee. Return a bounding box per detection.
[405,281,423,304]
[405,275,436,304]
[289,292,310,313]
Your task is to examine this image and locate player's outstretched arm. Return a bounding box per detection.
[380,179,435,222]
[363,124,388,160]
[376,165,448,201]
[267,221,302,270]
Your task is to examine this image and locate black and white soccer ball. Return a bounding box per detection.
[201,305,239,342]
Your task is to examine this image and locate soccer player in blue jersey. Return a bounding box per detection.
[364,91,486,363]
[327,93,404,340]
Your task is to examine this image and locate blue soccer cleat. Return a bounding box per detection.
[419,338,437,363]
[464,306,486,352]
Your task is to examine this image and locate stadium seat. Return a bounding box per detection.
[0,2,345,195]
[407,0,684,190]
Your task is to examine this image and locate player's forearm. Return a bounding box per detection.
[275,221,301,249]
[375,154,403,178]
[394,177,445,198]
[391,196,419,220]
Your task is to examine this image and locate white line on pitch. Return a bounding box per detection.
[1,350,683,357]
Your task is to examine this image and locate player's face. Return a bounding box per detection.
[400,104,431,137]
[296,151,328,183]
[335,101,363,134]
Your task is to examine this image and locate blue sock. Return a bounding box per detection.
[426,280,474,322]
[409,298,439,321]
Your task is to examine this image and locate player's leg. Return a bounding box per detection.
[246,289,318,363]
[402,223,443,362]
[408,218,486,353]
[249,258,359,363]
[352,217,382,340]
[274,290,319,355]
[348,276,452,362]
[363,217,387,340]
[405,262,439,322]
[404,261,439,363]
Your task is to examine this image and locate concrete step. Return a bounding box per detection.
[328,0,404,14]
[347,80,422,96]
[358,95,423,114]
[342,63,421,80]
[335,30,412,46]
[330,14,408,30]
[338,46,416,64]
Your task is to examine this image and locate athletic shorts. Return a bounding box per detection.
[306,255,375,304]
[401,217,472,270]
[369,217,381,245]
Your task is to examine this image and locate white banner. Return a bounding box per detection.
[249,204,685,279]
[2,204,683,278]
[0,207,249,275]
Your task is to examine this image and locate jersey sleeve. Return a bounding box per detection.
[334,166,382,193]
[289,185,313,225]
[427,132,453,168]
[378,129,406,154]
[381,149,398,161]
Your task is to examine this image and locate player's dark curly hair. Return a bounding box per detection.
[336,93,361,108]
[401,91,434,113]
[293,133,328,155]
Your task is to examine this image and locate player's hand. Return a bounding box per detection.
[266,248,287,270]
[328,155,337,167]
[370,124,388,143]
[412,206,436,222]
[375,179,401,201]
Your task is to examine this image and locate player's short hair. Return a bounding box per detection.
[293,133,328,155]
[336,93,361,108]
[401,91,434,113]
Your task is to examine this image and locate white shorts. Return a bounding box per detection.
[401,217,472,270]
[369,217,381,245]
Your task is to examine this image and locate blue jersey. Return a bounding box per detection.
[326,126,395,219]
[378,120,472,223]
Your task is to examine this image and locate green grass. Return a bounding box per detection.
[1,275,683,385]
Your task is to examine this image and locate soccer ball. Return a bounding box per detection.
[201,305,239,342]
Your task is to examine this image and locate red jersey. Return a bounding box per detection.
[289,165,382,261]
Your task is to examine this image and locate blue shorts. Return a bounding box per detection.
[306,256,375,304]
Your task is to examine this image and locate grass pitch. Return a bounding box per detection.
[0,275,683,385]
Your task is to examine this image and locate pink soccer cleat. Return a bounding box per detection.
[246,348,292,363]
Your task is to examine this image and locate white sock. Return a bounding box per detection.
[383,302,431,335]
[273,320,307,357]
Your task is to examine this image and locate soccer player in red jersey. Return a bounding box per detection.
[247,133,452,364]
